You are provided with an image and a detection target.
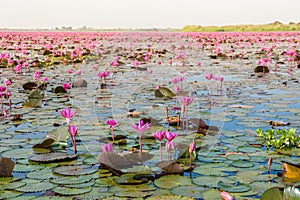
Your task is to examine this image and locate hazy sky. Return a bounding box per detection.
[1,0,300,29]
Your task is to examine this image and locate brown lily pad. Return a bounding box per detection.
[29,153,77,163]
[0,157,15,177]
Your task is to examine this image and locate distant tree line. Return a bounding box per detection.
[181,21,300,32]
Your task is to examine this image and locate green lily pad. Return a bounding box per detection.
[29,153,77,163]
[26,168,54,180]
[4,181,26,190]
[22,99,42,108]
[226,153,250,161]
[76,187,113,199]
[29,90,44,99]
[155,87,174,98]
[115,191,149,198]
[33,126,69,148]
[83,156,99,165]
[217,181,251,193]
[64,179,95,188]
[113,173,149,185]
[0,190,23,199]
[193,167,228,177]
[53,86,67,94]
[13,163,44,172]
[202,188,222,200]
[237,146,262,153]
[193,176,236,188]
[15,181,56,192]
[231,160,254,168]
[53,186,92,196]
[154,175,192,189]
[1,148,33,159]
[171,185,206,198]
[53,165,97,176]
[236,170,262,184]
[50,175,93,185]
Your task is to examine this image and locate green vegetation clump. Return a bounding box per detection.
[182,21,300,32]
[256,128,300,149]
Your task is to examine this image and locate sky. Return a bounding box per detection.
[1,0,300,29]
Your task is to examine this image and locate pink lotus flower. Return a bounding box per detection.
[132,120,150,153]
[34,70,41,81]
[68,125,78,154]
[132,119,150,133]
[106,119,117,142]
[164,131,177,142]
[220,191,234,200]
[67,69,73,74]
[63,83,71,90]
[171,77,180,84]
[76,69,82,75]
[101,143,113,152]
[0,86,6,97]
[58,107,76,125]
[181,96,193,106]
[153,131,165,141]
[204,73,214,80]
[41,77,49,83]
[4,79,11,86]
[133,60,140,67]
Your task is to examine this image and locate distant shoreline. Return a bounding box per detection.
[1,21,300,32]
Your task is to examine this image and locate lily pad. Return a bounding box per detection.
[53,86,67,94]
[217,181,251,193]
[22,99,42,108]
[193,176,236,188]
[50,175,93,185]
[113,173,149,185]
[15,181,56,193]
[1,148,33,159]
[171,185,206,198]
[231,160,254,168]
[154,175,192,189]
[28,90,44,99]
[0,157,15,177]
[33,126,69,148]
[26,168,54,180]
[53,165,97,176]
[29,153,77,163]
[53,186,92,196]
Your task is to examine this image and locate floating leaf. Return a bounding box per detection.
[1,148,33,159]
[26,168,53,180]
[50,175,92,185]
[226,153,250,161]
[231,160,254,168]
[13,164,43,172]
[53,86,67,94]
[260,187,284,200]
[53,186,92,196]
[0,157,15,177]
[156,161,184,174]
[154,175,192,189]
[53,165,97,176]
[29,153,77,163]
[28,89,44,99]
[23,82,37,90]
[282,162,300,182]
[155,87,174,98]
[0,190,23,199]
[171,185,206,199]
[113,173,149,185]
[193,176,235,188]
[217,181,251,193]
[33,126,69,148]
[15,181,56,193]
[193,167,228,177]
[22,99,42,108]
[97,152,154,172]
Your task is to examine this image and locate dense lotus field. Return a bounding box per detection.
[0,31,300,199]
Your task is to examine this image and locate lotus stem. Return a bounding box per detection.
[139,133,142,153]
[159,141,162,161]
[111,128,115,142]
